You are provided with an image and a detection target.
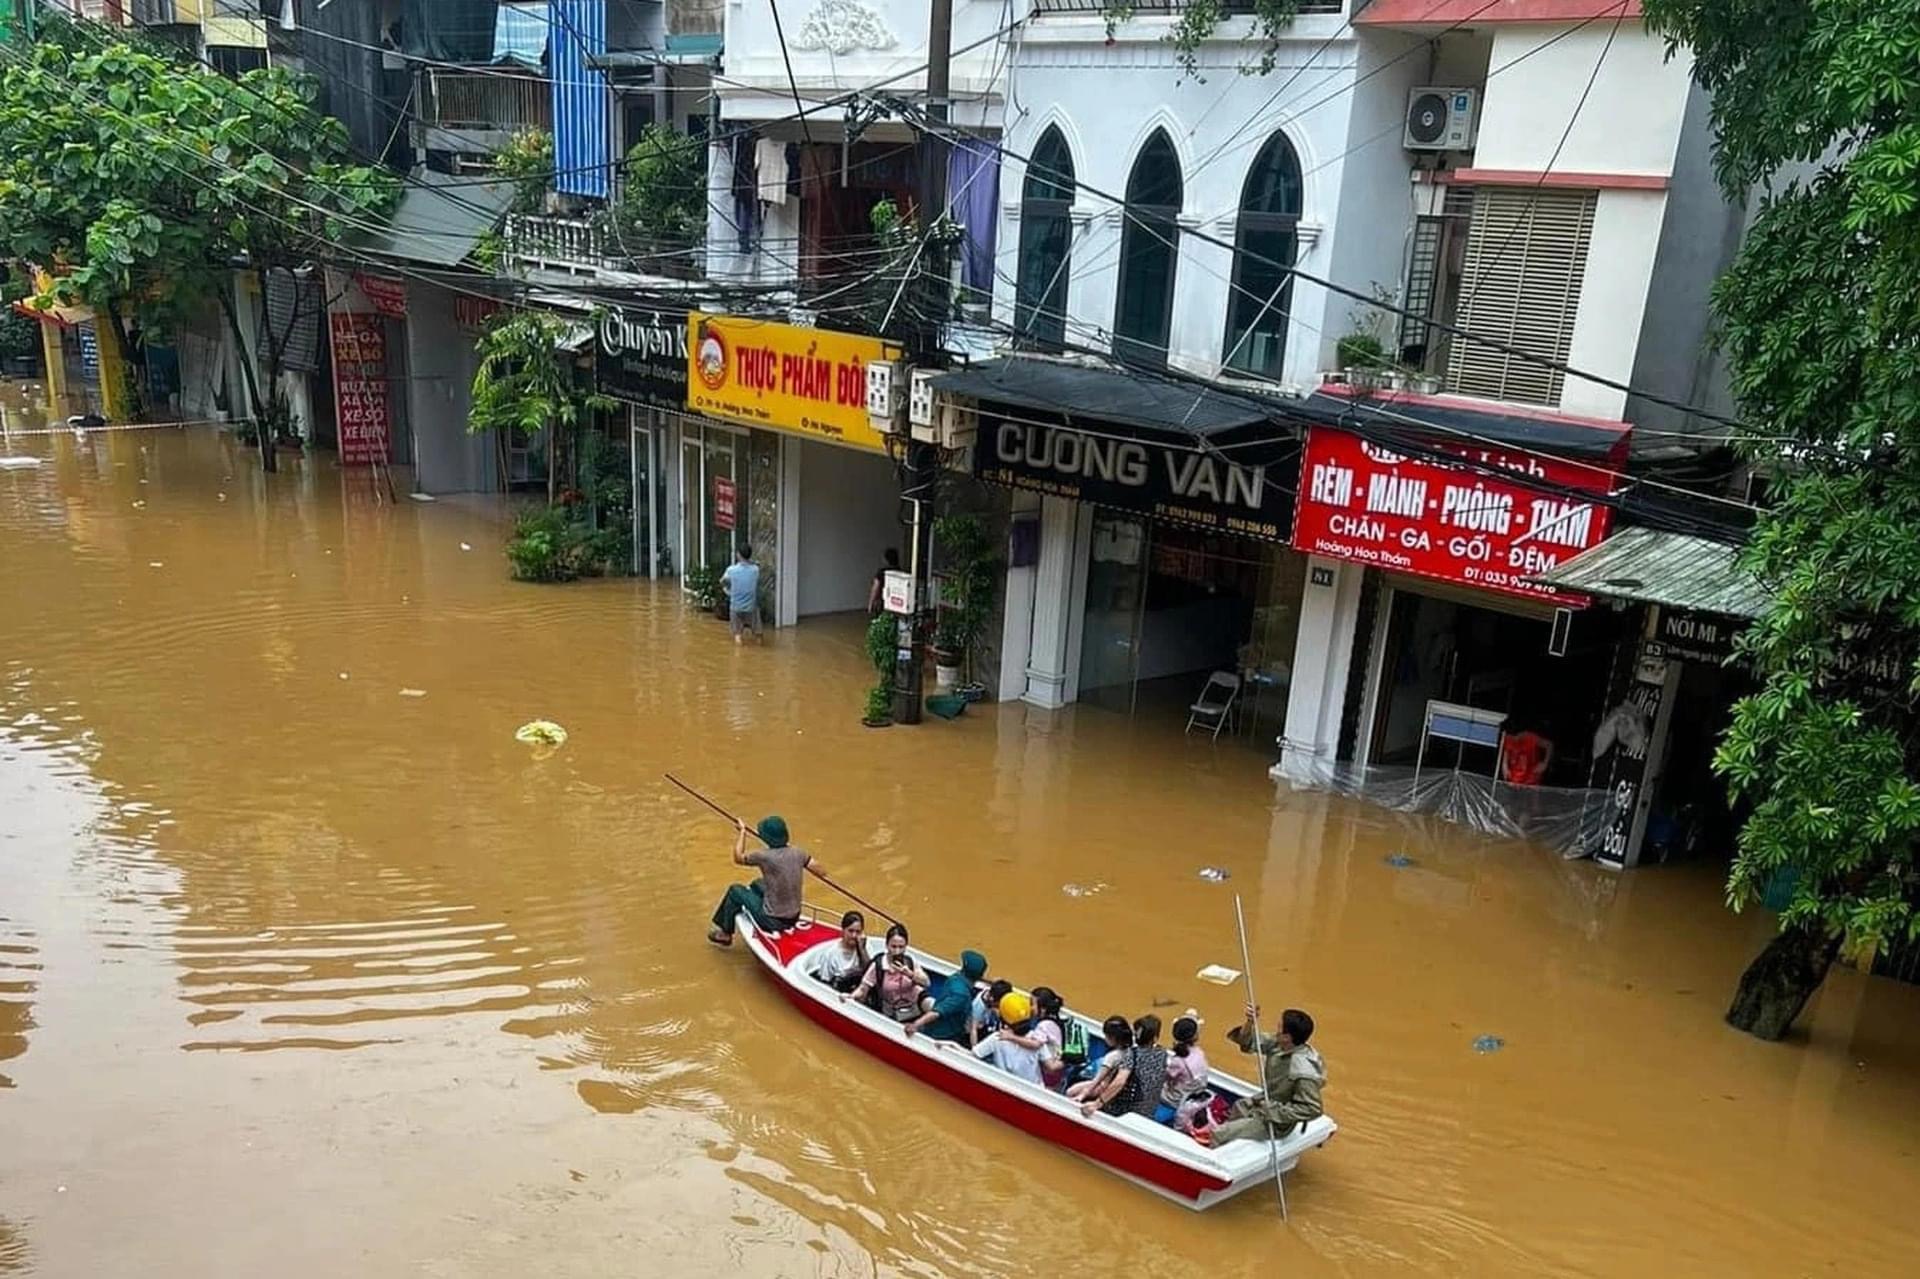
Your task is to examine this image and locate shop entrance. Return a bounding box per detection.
[1366,585,1626,786]
[1077,513,1305,741]
[678,419,749,573]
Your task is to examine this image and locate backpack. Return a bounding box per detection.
[1059,1017,1088,1063]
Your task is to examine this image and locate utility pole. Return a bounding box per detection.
[892,0,953,725]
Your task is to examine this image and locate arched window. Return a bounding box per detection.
[1223,133,1303,380]
[1015,126,1075,351]
[1113,130,1183,367]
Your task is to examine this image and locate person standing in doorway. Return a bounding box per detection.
[724,546,763,644]
[867,547,902,616]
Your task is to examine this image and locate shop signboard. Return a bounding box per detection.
[972,415,1292,542]
[881,569,917,615]
[328,312,390,466]
[597,305,688,408]
[1655,607,1743,666]
[685,313,898,452]
[456,295,504,333]
[355,274,408,318]
[1292,425,1616,603]
[1594,641,1670,870]
[711,475,737,531]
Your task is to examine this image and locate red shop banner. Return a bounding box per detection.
[328,311,391,466]
[711,475,737,531]
[1291,425,1618,603]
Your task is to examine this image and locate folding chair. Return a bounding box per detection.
[1185,671,1241,741]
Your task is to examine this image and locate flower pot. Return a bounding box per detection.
[862,715,893,729]
[958,681,988,703]
[934,662,962,691]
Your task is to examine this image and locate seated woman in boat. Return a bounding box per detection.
[1157,1013,1212,1131]
[848,923,932,1022]
[707,816,819,948]
[970,991,1046,1085]
[969,979,1014,1045]
[904,950,988,1042]
[1123,1015,1170,1120]
[804,910,869,992]
[1067,1016,1138,1115]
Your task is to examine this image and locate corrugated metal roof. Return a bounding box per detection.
[353,171,515,268]
[1536,526,1769,618]
[934,357,1281,438]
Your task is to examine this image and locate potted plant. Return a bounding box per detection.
[931,514,999,702]
[863,613,897,726]
[933,612,967,691]
[684,563,726,617]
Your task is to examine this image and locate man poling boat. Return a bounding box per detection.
[668,774,1337,1210]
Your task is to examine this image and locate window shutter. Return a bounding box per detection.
[1444,188,1595,407]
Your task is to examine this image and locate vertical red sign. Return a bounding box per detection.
[711,475,737,531]
[1291,426,1617,603]
[328,312,391,466]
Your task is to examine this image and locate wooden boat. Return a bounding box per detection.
[742,911,1337,1210]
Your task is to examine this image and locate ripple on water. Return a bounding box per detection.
[0,922,40,1090]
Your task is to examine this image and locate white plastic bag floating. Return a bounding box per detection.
[1195,964,1242,986]
[515,720,567,747]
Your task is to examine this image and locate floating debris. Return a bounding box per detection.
[1060,881,1110,898]
[398,688,427,698]
[408,492,436,503]
[1472,1034,1506,1054]
[515,720,568,748]
[1384,853,1417,869]
[1195,964,1242,986]
[147,561,164,569]
[337,672,350,681]
[459,542,473,551]
[0,456,41,470]
[1198,866,1231,882]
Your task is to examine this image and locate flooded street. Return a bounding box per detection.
[3,420,1918,1276]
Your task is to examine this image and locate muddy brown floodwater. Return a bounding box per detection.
[2,418,1919,1276]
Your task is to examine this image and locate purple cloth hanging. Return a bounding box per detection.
[946,139,1000,296]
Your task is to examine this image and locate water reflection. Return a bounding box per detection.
[0,420,1918,1276]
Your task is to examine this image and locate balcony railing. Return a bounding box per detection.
[504,214,703,281]
[425,70,552,133]
[1028,0,1343,14]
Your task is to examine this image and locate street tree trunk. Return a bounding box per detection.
[215,281,275,473]
[1726,925,1841,1040]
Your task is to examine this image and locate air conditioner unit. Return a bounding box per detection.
[1404,87,1479,152]
[867,360,906,433]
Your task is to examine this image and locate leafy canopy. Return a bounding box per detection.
[1644,0,1920,956]
[0,15,395,324]
[468,310,613,439]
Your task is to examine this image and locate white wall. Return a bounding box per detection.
[796,441,899,616]
[995,17,1366,388]
[1560,187,1668,419]
[1474,23,1693,177]
[720,0,1007,126]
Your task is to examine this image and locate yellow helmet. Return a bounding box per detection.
[998,991,1033,1024]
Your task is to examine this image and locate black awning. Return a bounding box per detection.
[1305,386,1628,460]
[936,357,1281,439]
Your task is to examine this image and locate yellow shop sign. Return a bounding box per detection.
[686,313,900,452]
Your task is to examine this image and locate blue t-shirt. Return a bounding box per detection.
[722,561,760,613]
[924,975,976,1042]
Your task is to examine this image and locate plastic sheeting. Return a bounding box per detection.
[1274,754,1615,861]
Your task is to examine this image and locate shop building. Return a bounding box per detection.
[938,357,1306,737]
[609,310,906,627]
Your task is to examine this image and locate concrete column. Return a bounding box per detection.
[776,436,801,628]
[1275,556,1366,782]
[95,317,134,421]
[39,322,68,408]
[996,490,1041,702]
[1022,495,1082,709]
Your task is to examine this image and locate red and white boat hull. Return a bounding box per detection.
[742,913,1336,1210]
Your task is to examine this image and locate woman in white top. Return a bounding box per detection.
[804,910,869,992]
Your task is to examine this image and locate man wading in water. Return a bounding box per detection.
[707,815,821,946]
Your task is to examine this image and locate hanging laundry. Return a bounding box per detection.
[755,137,790,206]
[730,134,760,250]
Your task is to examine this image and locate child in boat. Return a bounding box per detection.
[1157,1012,1212,1130]
[848,924,932,1022]
[969,979,1015,1045]
[971,992,1046,1085]
[997,986,1069,1089]
[804,910,869,992]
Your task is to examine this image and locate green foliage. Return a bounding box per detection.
[866,612,898,683]
[1336,333,1386,370]
[468,310,612,439]
[1644,0,1920,961]
[864,683,894,724]
[493,129,552,216]
[604,124,706,267]
[0,302,40,364]
[1102,0,1300,81]
[684,562,725,610]
[932,514,998,674]
[504,504,624,582]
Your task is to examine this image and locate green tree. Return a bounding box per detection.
[1642,0,1920,1038]
[493,127,553,216]
[603,124,707,274]
[1103,1,1301,80]
[468,309,613,504]
[0,15,395,470]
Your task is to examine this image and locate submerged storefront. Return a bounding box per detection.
[941,357,1306,738]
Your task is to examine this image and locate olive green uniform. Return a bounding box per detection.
[1212,1027,1326,1146]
